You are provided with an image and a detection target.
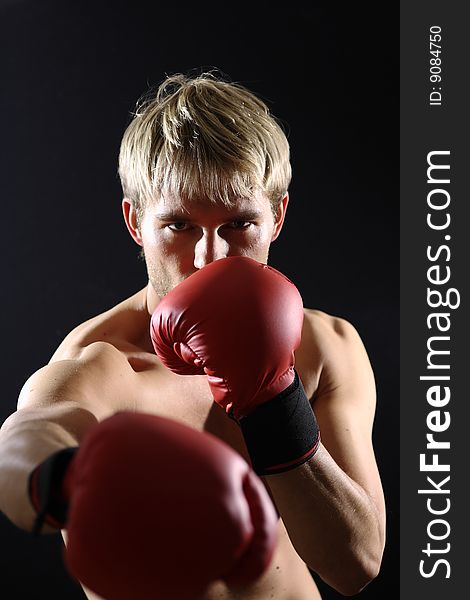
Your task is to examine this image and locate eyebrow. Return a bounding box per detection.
[155,211,191,222]
[155,209,264,222]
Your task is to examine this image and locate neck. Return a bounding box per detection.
[145,281,161,316]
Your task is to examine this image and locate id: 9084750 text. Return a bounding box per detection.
[429,25,442,107]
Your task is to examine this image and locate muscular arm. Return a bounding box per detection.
[265,312,386,596]
[0,342,134,532]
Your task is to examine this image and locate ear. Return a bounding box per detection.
[271,193,289,242]
[122,198,143,246]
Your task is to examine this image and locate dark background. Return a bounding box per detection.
[0,1,398,598]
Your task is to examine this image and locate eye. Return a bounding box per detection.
[167,222,190,231]
[228,220,251,229]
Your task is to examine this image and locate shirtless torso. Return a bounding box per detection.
[51,287,326,600]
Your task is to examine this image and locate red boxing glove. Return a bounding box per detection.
[151,256,304,420]
[30,412,278,600]
[151,257,321,476]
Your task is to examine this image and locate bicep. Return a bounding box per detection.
[312,318,384,511]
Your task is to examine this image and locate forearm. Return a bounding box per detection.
[265,443,385,596]
[0,404,96,532]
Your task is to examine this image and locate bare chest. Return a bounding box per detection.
[130,359,252,463]
[123,345,319,459]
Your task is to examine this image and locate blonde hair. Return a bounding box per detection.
[118,70,292,224]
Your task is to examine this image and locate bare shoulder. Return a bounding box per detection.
[298,308,375,404]
[302,308,361,340]
[16,340,138,421]
[50,288,149,363]
[16,289,150,421]
[301,308,371,364]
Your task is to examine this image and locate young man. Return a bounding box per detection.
[0,71,385,599]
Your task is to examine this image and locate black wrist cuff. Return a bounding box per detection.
[28,447,78,535]
[239,371,320,476]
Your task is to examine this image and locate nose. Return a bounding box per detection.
[193,231,229,269]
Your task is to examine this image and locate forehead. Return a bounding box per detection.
[150,190,272,218]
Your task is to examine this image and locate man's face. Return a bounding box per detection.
[134,190,286,299]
